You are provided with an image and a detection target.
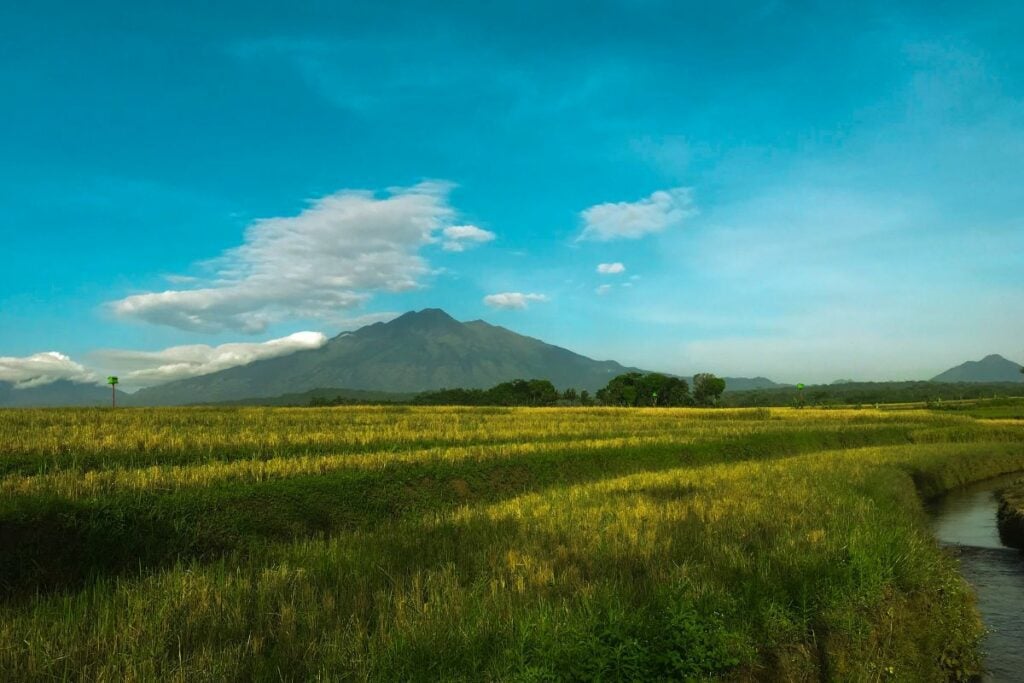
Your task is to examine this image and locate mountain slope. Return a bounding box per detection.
[932,354,1023,383]
[132,309,643,404]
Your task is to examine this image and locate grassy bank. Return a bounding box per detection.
[1,407,1022,680]
[997,478,1024,550]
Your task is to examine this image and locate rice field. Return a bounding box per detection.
[1,406,1023,680]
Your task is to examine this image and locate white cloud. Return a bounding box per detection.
[482,292,549,310]
[94,331,328,388]
[0,352,98,389]
[595,284,613,295]
[442,225,496,252]
[596,262,626,275]
[580,187,696,241]
[111,182,470,333]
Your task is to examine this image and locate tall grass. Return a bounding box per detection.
[0,407,1022,680]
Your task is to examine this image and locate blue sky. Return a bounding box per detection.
[1,0,1022,387]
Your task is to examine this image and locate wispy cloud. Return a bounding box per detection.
[442,225,496,252]
[596,262,626,275]
[110,182,473,333]
[0,352,98,389]
[93,332,328,388]
[580,187,695,241]
[483,292,548,310]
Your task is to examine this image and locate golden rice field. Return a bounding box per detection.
[1,406,1023,681]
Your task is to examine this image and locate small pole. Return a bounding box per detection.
[107,376,119,409]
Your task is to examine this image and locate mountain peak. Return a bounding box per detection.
[932,354,1023,383]
[391,308,458,325]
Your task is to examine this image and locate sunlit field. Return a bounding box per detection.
[2,406,1023,680]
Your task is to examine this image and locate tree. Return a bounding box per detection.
[597,372,643,406]
[107,376,119,408]
[526,379,559,406]
[597,373,692,407]
[692,373,726,406]
[562,387,579,402]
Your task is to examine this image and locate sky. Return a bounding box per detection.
[1,0,1023,389]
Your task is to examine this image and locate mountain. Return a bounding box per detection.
[0,380,131,408]
[132,309,644,405]
[931,354,1023,383]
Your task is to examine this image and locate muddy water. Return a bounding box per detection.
[930,474,1024,681]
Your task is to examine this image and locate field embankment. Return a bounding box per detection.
[1,406,1022,680]
[997,478,1024,549]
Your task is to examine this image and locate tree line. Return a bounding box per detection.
[327,372,728,408]
[719,380,1024,408]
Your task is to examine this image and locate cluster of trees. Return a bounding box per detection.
[410,373,726,408]
[414,379,565,406]
[595,372,726,407]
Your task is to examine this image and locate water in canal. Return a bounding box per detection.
[930,474,1024,681]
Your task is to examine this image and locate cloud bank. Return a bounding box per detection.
[111,182,484,333]
[95,332,328,387]
[0,352,98,389]
[483,292,549,310]
[580,187,695,241]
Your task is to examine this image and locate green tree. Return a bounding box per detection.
[598,373,692,407]
[526,379,559,406]
[693,373,726,406]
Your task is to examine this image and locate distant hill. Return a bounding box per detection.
[722,380,1024,408]
[0,380,131,408]
[932,354,1023,383]
[132,309,646,405]
[720,376,782,392]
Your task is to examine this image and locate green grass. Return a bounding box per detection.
[1,406,1022,680]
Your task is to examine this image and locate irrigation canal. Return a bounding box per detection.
[930,473,1024,681]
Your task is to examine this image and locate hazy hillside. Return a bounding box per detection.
[932,354,1023,383]
[0,380,131,408]
[720,377,782,392]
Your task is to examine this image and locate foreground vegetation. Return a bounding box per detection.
[1,406,1022,680]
